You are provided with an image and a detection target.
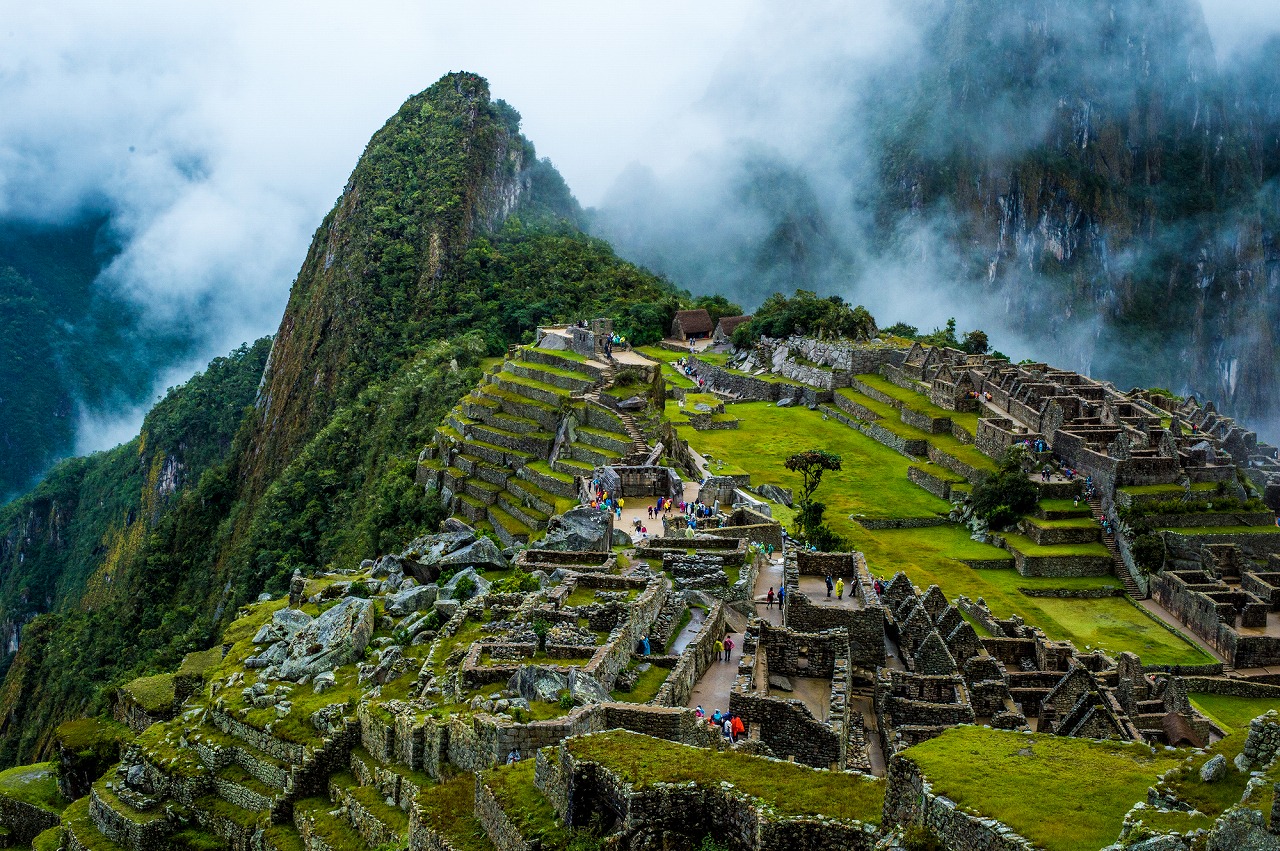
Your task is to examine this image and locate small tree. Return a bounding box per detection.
[971,448,1039,528]
[961,329,989,355]
[532,617,550,654]
[785,449,844,547]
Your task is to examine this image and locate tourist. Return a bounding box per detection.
[711,709,722,726]
[723,715,734,742]
[778,586,785,607]
[714,637,724,661]
[724,635,734,662]
[766,587,775,609]
[825,574,834,598]
[641,635,651,655]
[507,749,520,764]
[731,714,745,742]
[835,577,845,599]
[695,705,705,719]
[874,578,884,597]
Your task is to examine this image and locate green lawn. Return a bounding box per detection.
[1189,693,1280,733]
[855,373,981,437]
[482,761,574,847]
[851,526,1206,664]
[567,731,884,824]
[1119,482,1221,496]
[672,402,952,521]
[414,774,495,851]
[0,763,66,813]
[905,727,1185,851]
[1160,726,1280,820]
[1000,533,1110,558]
[835,388,994,472]
[611,663,672,703]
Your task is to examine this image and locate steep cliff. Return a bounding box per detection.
[876,0,1280,425]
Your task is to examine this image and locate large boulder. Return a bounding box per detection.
[507,665,610,706]
[758,484,793,507]
[436,537,508,574]
[539,505,613,553]
[385,584,438,616]
[277,597,375,681]
[439,567,491,601]
[252,608,314,645]
[399,530,490,584]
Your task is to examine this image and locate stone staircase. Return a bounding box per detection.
[1088,493,1144,598]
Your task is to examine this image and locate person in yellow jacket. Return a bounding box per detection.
[835,577,845,599]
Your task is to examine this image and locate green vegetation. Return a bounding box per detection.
[610,662,672,703]
[784,448,846,550]
[854,373,981,437]
[905,727,1184,851]
[0,763,66,812]
[1189,694,1280,733]
[971,449,1040,528]
[121,673,176,714]
[567,731,884,824]
[731,290,876,346]
[1160,725,1280,819]
[415,773,496,851]
[673,402,951,521]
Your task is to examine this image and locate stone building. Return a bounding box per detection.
[670,309,713,341]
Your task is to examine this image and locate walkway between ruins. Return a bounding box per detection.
[1137,597,1226,664]
[753,555,784,626]
[686,650,740,718]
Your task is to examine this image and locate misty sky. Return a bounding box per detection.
[3,1,1279,452]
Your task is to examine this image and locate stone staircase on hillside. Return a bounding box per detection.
[1088,493,1145,599]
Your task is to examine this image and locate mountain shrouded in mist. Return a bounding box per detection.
[592,0,1280,436]
[0,73,690,765]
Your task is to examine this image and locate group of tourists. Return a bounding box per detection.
[764,585,786,608]
[695,706,745,743]
[713,633,736,662]
[1022,438,1049,454]
[968,390,994,403]
[824,573,847,599]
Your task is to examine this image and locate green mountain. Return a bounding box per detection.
[0,216,194,501]
[0,72,705,766]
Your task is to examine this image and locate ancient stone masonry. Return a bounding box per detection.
[884,756,1038,851]
[537,733,882,851]
[1152,538,1280,669]
[784,551,886,669]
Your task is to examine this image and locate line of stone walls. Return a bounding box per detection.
[542,736,880,851]
[883,756,1036,851]
[925,445,987,484]
[0,795,61,845]
[705,523,784,550]
[654,603,727,707]
[821,403,928,458]
[473,775,527,851]
[585,577,667,691]
[908,466,956,500]
[728,685,843,768]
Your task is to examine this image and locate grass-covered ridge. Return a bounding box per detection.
[566,730,884,824]
[904,727,1185,851]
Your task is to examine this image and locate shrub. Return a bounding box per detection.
[972,448,1039,526]
[348,580,370,597]
[558,691,574,710]
[902,825,945,851]
[454,574,477,601]
[1131,534,1166,575]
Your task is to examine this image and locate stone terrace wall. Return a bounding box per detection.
[0,795,60,845]
[655,603,727,708]
[883,755,1035,851]
[540,735,881,851]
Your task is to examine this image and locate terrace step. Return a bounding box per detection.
[564,441,623,468]
[552,457,596,478]
[505,477,561,517]
[479,384,563,429]
[490,410,545,435]
[505,362,596,394]
[573,425,633,454]
[490,372,573,407]
[293,797,366,851]
[520,462,579,499]
[463,477,503,505]
[328,775,409,849]
[468,422,554,457]
[213,764,275,812]
[498,492,550,529]
[487,505,534,548]
[192,794,265,848]
[262,824,307,851]
[453,494,489,524]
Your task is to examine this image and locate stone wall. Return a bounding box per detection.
[654,603,727,708]
[541,734,881,851]
[908,466,956,501]
[0,794,61,845]
[883,756,1036,851]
